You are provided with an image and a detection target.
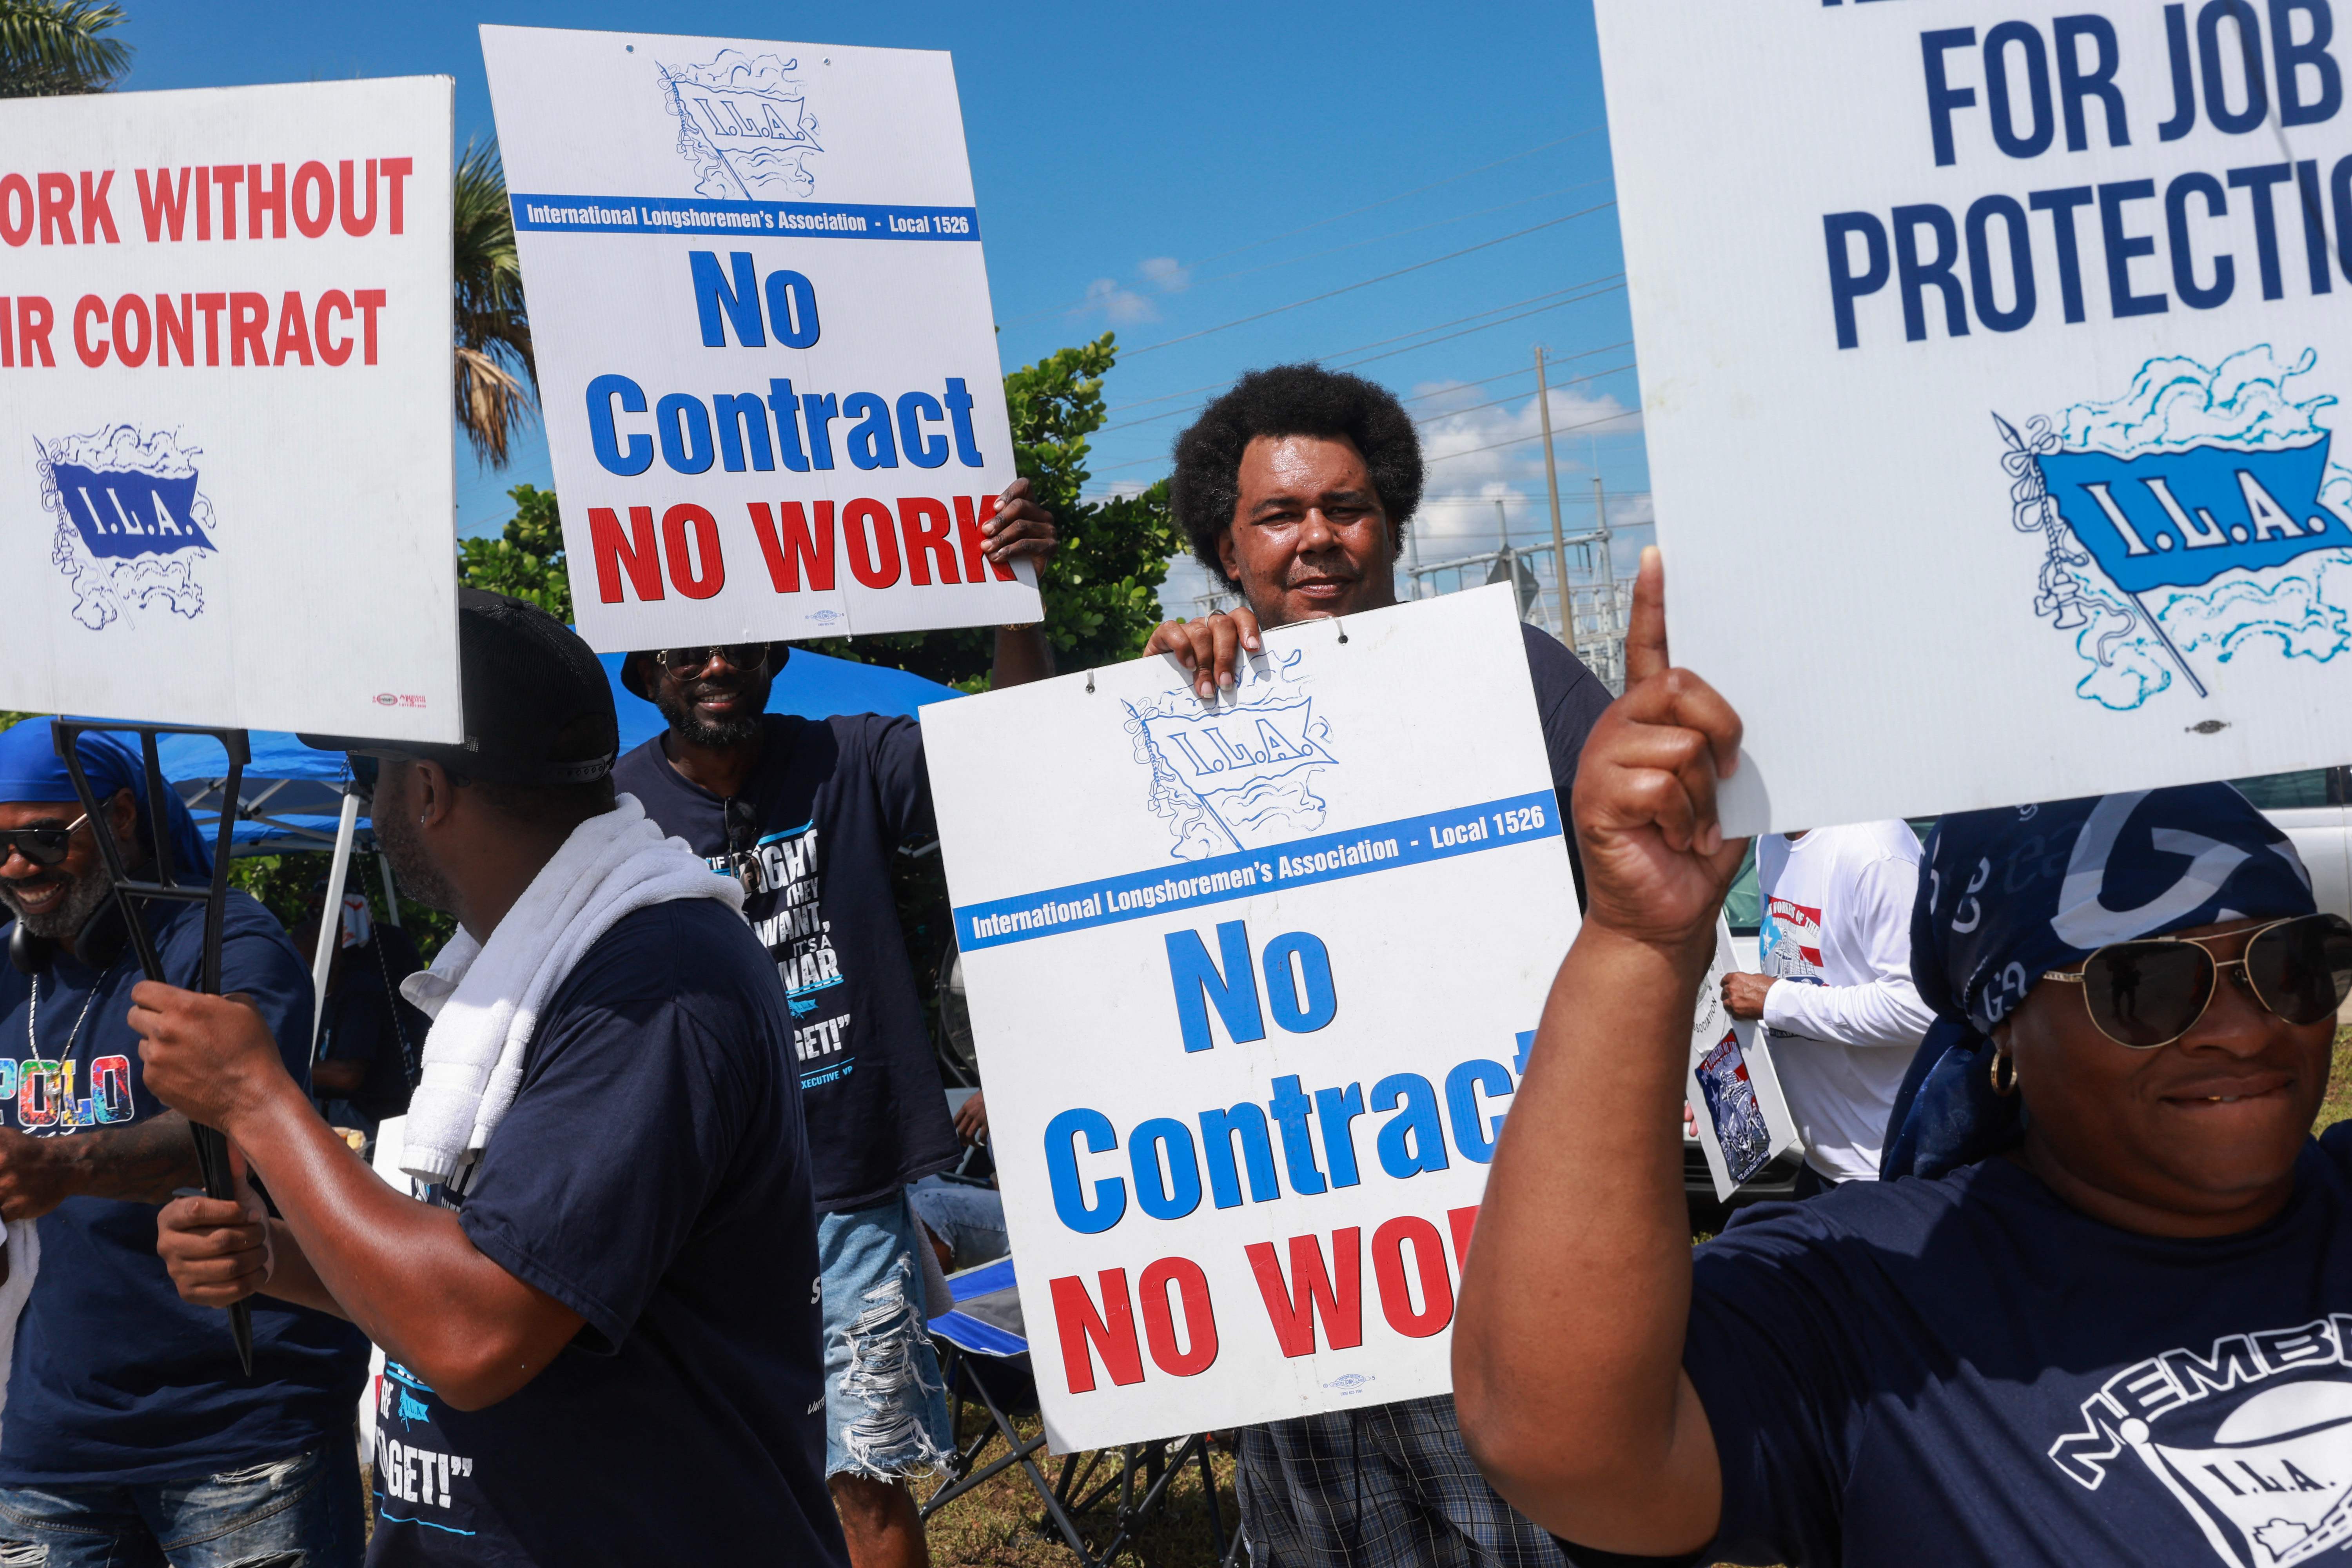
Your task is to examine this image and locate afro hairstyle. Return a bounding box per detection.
[1169,364,1423,590]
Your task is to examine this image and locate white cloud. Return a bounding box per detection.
[1138,256,1192,293]
[1079,276,1161,324]
[1404,382,1646,565]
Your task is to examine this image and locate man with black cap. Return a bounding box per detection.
[132,591,847,1568]
[0,718,367,1568]
[613,481,1056,1568]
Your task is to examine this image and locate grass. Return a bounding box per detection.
[920,1417,1239,1568]
[924,1029,2352,1566]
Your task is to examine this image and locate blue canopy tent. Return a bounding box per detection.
[149,649,962,1038]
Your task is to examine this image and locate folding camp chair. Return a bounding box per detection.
[923,1257,1245,1567]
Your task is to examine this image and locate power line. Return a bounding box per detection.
[1122,201,1618,358]
[994,126,1605,330]
[1409,363,1635,427]
[1327,284,1624,371]
[1424,407,1641,464]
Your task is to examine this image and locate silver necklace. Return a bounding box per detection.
[28,969,106,1064]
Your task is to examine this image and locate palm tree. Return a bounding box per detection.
[452,139,536,468]
[0,0,129,96]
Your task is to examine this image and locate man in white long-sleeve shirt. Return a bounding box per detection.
[1721,821,1935,1193]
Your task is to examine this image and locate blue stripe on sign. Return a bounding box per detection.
[510,193,982,241]
[955,790,1561,951]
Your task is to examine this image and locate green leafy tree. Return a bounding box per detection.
[0,0,128,98]
[809,332,1179,687]
[458,482,570,620]
[453,140,535,468]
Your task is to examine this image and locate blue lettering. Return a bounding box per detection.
[896,391,949,469]
[1894,203,1970,341]
[2168,172,2238,308]
[1262,931,1338,1034]
[1985,21,2056,158]
[1166,920,1265,1054]
[2056,15,2131,149]
[587,373,653,477]
[1922,27,1980,167]
[944,376,984,466]
[1372,1072,1450,1178]
[1316,1083,1365,1188]
[1046,1107,1125,1234]
[1269,1074,1327,1196]
[843,391,898,470]
[764,269,821,348]
[2274,0,2344,126]
[656,392,715,474]
[1130,1117,1202,1220]
[1967,194,2038,332]
[689,250,766,347]
[1199,1102,1281,1209]
[1445,1059,1515,1164]
[712,392,774,472]
[1824,211,1891,350]
[2100,180,2171,316]
[2204,0,2272,134]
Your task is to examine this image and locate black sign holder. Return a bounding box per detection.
[51,719,253,1374]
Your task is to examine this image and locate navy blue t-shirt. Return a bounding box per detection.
[365,900,845,1568]
[0,894,368,1486]
[1612,1128,2352,1567]
[614,713,958,1212]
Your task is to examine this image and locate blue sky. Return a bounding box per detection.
[116,0,1649,615]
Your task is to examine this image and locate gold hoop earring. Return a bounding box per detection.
[1988,1050,2019,1098]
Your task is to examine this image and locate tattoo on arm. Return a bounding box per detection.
[65,1111,205,1204]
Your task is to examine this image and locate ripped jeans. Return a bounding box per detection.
[0,1443,362,1568]
[818,1195,954,1483]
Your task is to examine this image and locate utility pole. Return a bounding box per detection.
[1592,472,1619,683]
[1535,347,1572,644]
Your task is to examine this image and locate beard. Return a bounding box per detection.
[655,671,771,749]
[374,805,459,916]
[0,862,114,941]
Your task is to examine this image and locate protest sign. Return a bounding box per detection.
[0,79,458,740]
[923,586,1577,1451]
[1593,2,2352,833]
[1685,916,1800,1203]
[480,25,1038,653]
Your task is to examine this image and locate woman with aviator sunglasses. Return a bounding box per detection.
[1453,555,2352,1568]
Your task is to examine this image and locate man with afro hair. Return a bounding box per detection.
[1145,363,1610,1566]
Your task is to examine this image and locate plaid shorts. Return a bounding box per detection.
[1234,1395,1572,1567]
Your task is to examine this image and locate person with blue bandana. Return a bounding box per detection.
[1454,551,2352,1568]
[0,719,367,1567]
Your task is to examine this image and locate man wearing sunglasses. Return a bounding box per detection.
[612,477,1056,1568]
[0,719,368,1567]
[1453,555,2352,1567]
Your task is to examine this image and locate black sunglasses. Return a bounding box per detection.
[656,644,770,676]
[0,813,89,869]
[2043,912,2352,1048]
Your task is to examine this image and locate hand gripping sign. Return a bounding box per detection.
[922,586,1578,1451]
[481,25,1039,653]
[1593,1,2352,833]
[0,78,459,739]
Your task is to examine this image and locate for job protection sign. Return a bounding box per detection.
[1596,1,2352,833]
[925,587,1579,1451]
[0,79,459,740]
[482,25,1038,653]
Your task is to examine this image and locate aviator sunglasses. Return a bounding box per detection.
[2043,912,2352,1048]
[0,813,89,869]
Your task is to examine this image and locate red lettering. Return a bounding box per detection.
[0,297,11,367]
[71,294,105,367]
[662,504,725,599]
[209,164,243,238]
[1049,1269,1144,1395]
[136,167,191,242]
[1447,1203,1479,1272]
[292,161,333,238]
[17,297,53,367]
[746,501,835,593]
[953,493,1014,583]
[78,170,116,244]
[272,290,312,366]
[842,499,902,589]
[313,290,352,367]
[0,175,30,247]
[1138,1257,1219,1377]
[897,497,959,586]
[154,294,192,367]
[382,156,412,235]
[1372,1216,1454,1339]
[589,506,664,604]
[195,164,211,240]
[247,162,285,239]
[194,292,225,366]
[37,173,73,245]
[354,288,384,365]
[1246,1229,1363,1358]
[338,159,377,237]
[228,291,268,366]
[111,293,150,368]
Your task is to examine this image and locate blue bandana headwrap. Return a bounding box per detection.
[0,718,215,882]
[1881,784,2315,1181]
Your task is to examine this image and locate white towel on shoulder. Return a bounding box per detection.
[398,794,742,1185]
